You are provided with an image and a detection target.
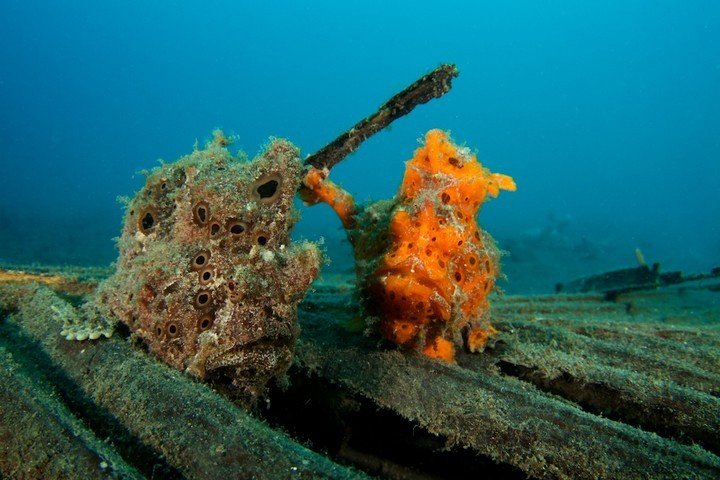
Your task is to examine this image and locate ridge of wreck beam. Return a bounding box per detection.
[0,347,143,480]
[296,288,720,479]
[0,283,367,480]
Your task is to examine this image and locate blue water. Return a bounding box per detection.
[1,1,718,292]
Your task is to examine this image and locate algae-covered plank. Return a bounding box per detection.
[484,289,720,454]
[0,283,365,480]
[0,266,101,296]
[0,347,142,480]
[2,270,718,479]
[497,320,720,394]
[491,290,720,394]
[493,332,720,454]
[530,320,720,370]
[296,285,720,479]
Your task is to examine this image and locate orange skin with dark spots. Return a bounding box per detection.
[303,129,515,362]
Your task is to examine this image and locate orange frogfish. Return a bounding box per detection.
[302,129,515,362]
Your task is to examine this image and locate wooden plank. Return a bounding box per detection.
[295,284,720,479]
[0,283,366,480]
[497,320,720,394]
[0,347,143,480]
[2,269,719,479]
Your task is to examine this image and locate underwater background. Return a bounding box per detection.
[1,1,718,293]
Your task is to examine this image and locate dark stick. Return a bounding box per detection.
[304,63,459,170]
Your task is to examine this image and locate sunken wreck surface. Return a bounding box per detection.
[1,268,719,479]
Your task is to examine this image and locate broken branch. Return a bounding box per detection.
[304,63,459,171]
